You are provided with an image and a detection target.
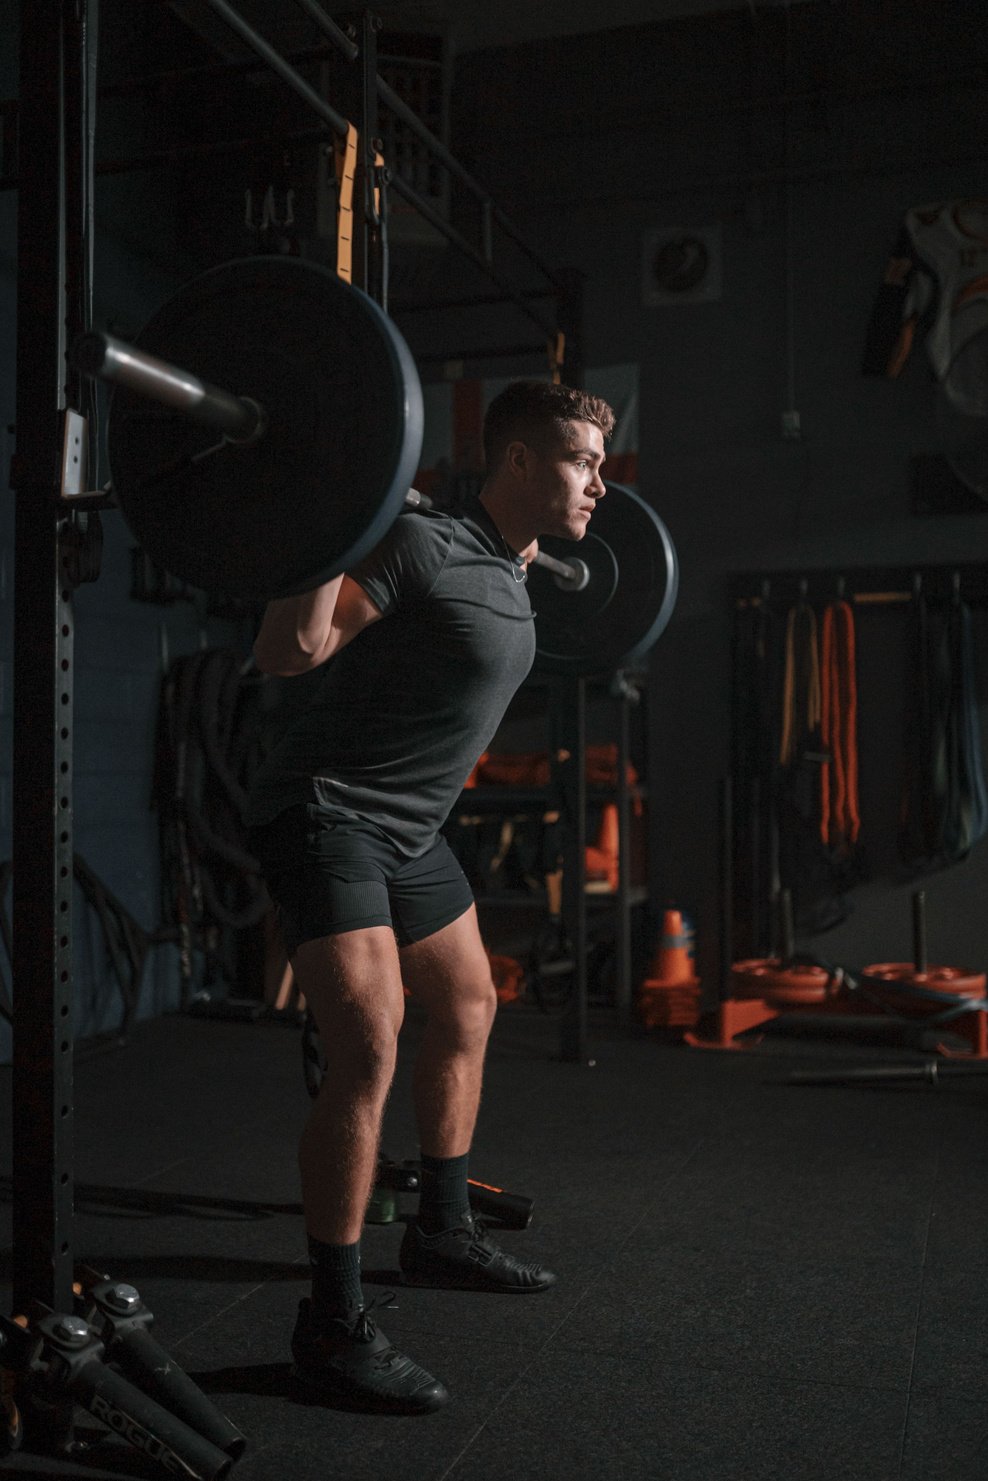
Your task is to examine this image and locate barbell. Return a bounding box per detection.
[75,256,678,674]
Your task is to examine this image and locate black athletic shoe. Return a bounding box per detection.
[290,1295,450,1415]
[399,1212,557,1293]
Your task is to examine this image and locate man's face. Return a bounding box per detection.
[520,419,607,541]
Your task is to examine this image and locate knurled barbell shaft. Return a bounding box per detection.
[72,331,264,445]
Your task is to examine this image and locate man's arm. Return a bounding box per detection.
[252,574,385,677]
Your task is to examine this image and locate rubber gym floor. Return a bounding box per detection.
[0,1002,985,1481]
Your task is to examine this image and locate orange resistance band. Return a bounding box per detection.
[819,599,860,849]
[779,603,821,767]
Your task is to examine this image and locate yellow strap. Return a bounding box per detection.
[334,122,359,284]
[547,331,565,384]
[372,149,385,222]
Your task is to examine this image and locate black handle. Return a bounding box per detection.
[110,1325,246,1460]
[70,1359,232,1481]
[467,1180,533,1230]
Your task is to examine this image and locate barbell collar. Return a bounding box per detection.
[72,331,265,446]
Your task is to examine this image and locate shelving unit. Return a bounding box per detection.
[447,670,651,1061]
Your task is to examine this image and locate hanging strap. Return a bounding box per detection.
[819,599,860,850]
[779,601,820,767]
[899,591,987,870]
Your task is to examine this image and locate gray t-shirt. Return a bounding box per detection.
[246,500,536,856]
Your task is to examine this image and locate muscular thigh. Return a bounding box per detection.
[399,906,495,1021]
[293,926,405,1050]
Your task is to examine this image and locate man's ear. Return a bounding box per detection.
[504,439,531,481]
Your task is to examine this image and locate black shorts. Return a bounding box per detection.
[249,804,474,954]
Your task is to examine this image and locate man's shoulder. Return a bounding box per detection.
[393,505,455,550]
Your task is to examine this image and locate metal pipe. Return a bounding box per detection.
[97,43,342,98]
[480,199,493,265]
[287,0,358,63]
[614,681,633,1022]
[529,549,577,582]
[72,332,264,443]
[912,889,928,976]
[778,887,795,965]
[13,0,78,1328]
[387,172,558,340]
[199,0,348,137]
[405,490,585,585]
[169,0,559,303]
[719,774,733,1002]
[556,675,589,1063]
[376,74,560,291]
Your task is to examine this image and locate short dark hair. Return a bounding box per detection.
[482,381,615,470]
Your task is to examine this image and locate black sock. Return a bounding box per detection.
[417,1152,471,1234]
[307,1236,363,1326]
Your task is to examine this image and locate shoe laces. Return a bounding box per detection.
[467,1216,495,1250]
[351,1291,399,1362]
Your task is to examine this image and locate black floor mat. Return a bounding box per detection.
[0,1005,985,1480]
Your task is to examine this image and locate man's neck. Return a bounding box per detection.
[478,484,535,556]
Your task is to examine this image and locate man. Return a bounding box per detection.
[248,380,614,1414]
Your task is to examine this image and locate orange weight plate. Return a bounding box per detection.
[862,962,986,1016]
[731,958,833,1005]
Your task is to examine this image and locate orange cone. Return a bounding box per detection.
[585,803,620,891]
[647,908,695,987]
[595,803,619,858]
[638,908,701,1030]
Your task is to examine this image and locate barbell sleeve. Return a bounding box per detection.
[531,549,590,589]
[404,489,588,588]
[72,331,265,445]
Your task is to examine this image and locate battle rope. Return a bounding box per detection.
[0,855,164,1039]
[153,648,270,1001]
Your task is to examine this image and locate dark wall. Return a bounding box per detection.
[452,0,988,992]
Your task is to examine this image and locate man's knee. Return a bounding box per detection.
[295,928,404,1090]
[436,972,498,1048]
[350,1011,401,1084]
